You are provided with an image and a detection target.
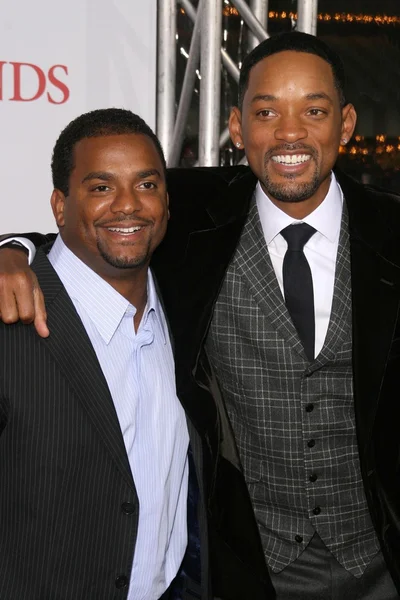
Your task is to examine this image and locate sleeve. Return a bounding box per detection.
[0,232,57,265]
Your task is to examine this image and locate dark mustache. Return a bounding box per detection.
[95,216,152,227]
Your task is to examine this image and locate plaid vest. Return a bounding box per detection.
[206,198,380,576]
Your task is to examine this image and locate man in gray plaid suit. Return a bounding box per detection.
[1,32,400,599]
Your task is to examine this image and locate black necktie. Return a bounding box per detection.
[281,223,316,361]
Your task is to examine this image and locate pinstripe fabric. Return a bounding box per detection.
[48,236,189,600]
[206,196,380,577]
[0,250,140,599]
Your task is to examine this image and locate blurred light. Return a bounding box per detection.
[221,6,400,25]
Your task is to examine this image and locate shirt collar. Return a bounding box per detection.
[48,235,167,345]
[255,171,343,245]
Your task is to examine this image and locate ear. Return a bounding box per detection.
[229,107,244,149]
[166,192,170,220]
[340,103,357,144]
[51,189,66,228]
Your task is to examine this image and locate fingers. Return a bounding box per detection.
[0,288,23,324]
[0,272,36,324]
[33,287,49,338]
[0,248,49,337]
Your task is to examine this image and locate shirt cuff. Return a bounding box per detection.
[0,237,36,265]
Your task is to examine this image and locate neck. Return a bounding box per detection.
[100,267,149,331]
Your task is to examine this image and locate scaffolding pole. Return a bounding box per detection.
[169,0,203,167]
[230,0,269,43]
[156,0,177,162]
[297,0,318,35]
[248,0,269,51]
[199,0,223,166]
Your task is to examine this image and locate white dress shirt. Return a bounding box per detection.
[48,235,189,600]
[255,172,344,357]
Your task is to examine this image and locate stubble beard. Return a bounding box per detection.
[96,236,151,270]
[262,147,321,203]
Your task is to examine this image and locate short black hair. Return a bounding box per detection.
[51,108,166,195]
[238,31,347,109]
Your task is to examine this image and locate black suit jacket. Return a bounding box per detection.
[153,165,400,595]
[0,249,208,600]
[0,250,140,599]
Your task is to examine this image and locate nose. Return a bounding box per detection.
[110,189,142,215]
[274,115,307,143]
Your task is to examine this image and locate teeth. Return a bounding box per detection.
[272,154,311,165]
[108,226,142,233]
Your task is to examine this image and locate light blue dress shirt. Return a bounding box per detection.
[48,235,189,600]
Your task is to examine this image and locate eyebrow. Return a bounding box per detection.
[250,92,334,105]
[81,168,162,184]
[305,92,333,104]
[251,94,278,103]
[81,171,113,184]
[136,169,162,179]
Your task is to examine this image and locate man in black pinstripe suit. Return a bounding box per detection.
[0,109,200,600]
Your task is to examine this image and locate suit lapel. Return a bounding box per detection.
[234,196,307,358]
[338,172,400,451]
[316,203,352,365]
[33,250,134,490]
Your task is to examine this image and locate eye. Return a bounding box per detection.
[139,181,156,190]
[256,109,275,118]
[307,108,327,117]
[91,185,111,192]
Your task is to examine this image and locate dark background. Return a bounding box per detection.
[176,0,400,192]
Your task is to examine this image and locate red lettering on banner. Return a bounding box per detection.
[9,62,46,102]
[0,61,70,104]
[0,62,6,100]
[47,65,70,104]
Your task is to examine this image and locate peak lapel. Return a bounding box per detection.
[33,251,134,490]
[233,196,306,357]
[337,173,400,451]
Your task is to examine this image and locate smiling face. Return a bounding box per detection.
[51,133,169,285]
[229,50,357,217]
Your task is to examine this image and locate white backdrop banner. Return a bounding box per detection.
[0,0,157,232]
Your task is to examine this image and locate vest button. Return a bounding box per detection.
[115,575,129,589]
[121,502,136,515]
[309,473,318,482]
[307,439,315,448]
[305,403,314,412]
[295,534,303,543]
[313,506,321,515]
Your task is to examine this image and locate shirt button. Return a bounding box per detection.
[313,506,321,515]
[305,403,314,413]
[295,534,303,543]
[121,502,136,515]
[307,439,315,448]
[309,473,318,482]
[115,575,129,589]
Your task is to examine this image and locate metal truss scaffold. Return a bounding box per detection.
[157,0,318,167]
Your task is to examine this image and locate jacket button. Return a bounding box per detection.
[295,534,303,543]
[307,439,315,448]
[121,502,136,515]
[309,473,318,482]
[313,506,321,515]
[115,575,129,589]
[305,403,314,412]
